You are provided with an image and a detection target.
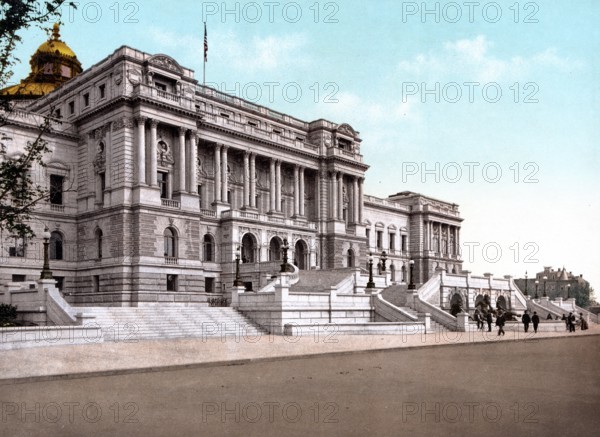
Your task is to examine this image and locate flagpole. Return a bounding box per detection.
[203,21,207,89]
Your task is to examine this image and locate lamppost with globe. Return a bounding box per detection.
[40,226,53,280]
[534,280,539,299]
[380,251,388,272]
[543,275,548,297]
[280,238,290,273]
[524,271,528,296]
[233,246,243,286]
[366,253,375,289]
[567,283,571,299]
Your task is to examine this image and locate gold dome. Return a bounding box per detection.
[35,24,77,58]
[1,24,82,100]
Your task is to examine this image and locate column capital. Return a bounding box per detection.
[178,126,187,136]
[188,129,197,137]
[135,116,147,125]
[149,118,159,128]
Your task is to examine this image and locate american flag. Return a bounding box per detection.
[204,22,208,62]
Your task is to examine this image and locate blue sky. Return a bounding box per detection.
[9,0,600,296]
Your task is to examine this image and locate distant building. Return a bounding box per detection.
[515,266,590,299]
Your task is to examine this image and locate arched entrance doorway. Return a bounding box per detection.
[294,239,308,270]
[269,237,282,261]
[496,295,508,312]
[241,233,258,263]
[450,293,464,316]
[347,249,355,268]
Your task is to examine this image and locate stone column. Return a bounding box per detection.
[149,119,158,186]
[214,144,221,202]
[189,132,198,194]
[243,151,250,207]
[275,160,282,212]
[250,153,256,208]
[269,159,276,212]
[293,165,300,216]
[136,117,146,185]
[337,172,343,220]
[221,145,229,202]
[353,177,359,223]
[358,177,364,223]
[299,166,305,216]
[330,171,337,220]
[177,127,186,193]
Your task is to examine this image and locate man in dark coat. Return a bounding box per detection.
[486,312,493,332]
[568,312,576,332]
[546,313,553,320]
[521,311,531,333]
[496,311,506,336]
[531,311,540,333]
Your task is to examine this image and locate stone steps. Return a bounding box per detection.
[76,306,266,341]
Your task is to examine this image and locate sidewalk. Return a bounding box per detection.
[1,325,598,384]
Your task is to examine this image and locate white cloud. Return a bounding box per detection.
[397,35,582,82]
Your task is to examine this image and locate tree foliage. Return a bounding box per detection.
[0,1,68,239]
[570,283,593,308]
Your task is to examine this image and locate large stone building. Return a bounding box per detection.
[515,266,590,300]
[0,26,463,305]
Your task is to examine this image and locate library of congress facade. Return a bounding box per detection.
[0,27,463,305]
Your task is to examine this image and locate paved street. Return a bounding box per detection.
[1,335,598,436]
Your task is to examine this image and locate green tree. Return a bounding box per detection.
[570,283,593,308]
[0,1,69,239]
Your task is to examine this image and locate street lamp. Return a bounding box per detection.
[40,226,53,280]
[408,259,416,290]
[380,251,388,272]
[366,252,375,289]
[543,275,548,297]
[233,246,243,286]
[524,271,528,296]
[534,280,539,299]
[567,283,571,299]
[280,238,290,273]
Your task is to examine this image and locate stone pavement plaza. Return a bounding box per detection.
[0,330,598,437]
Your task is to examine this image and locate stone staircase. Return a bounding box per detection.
[380,284,450,333]
[289,269,354,293]
[77,306,267,342]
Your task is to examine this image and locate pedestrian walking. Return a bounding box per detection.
[568,312,576,332]
[531,311,540,333]
[580,313,588,331]
[496,311,506,336]
[521,310,531,333]
[486,311,493,332]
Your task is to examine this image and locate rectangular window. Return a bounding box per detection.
[376,231,383,249]
[83,93,90,107]
[227,190,231,204]
[55,109,61,118]
[93,275,100,292]
[205,277,214,293]
[167,274,177,292]
[12,274,26,282]
[401,235,407,252]
[158,172,169,199]
[9,237,26,257]
[155,82,167,91]
[99,84,106,99]
[50,174,64,205]
[198,185,203,208]
[99,172,106,192]
[69,101,75,114]
[389,233,396,251]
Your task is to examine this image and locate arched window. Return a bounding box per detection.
[269,237,282,261]
[203,234,214,262]
[241,233,257,263]
[164,227,177,258]
[49,231,63,260]
[347,249,355,268]
[95,229,103,259]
